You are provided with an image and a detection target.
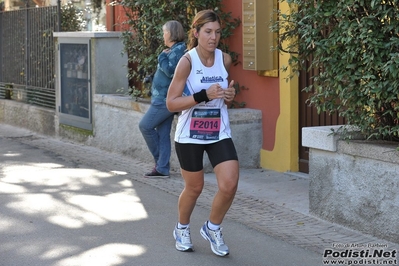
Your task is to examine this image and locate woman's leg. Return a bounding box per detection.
[139,103,173,175]
[174,142,206,223]
[209,159,239,224]
[204,138,239,224]
[155,112,174,175]
[178,169,204,224]
[200,158,238,257]
[173,142,205,252]
[139,105,161,162]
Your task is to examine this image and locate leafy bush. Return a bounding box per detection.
[119,0,241,98]
[61,1,84,32]
[273,0,399,141]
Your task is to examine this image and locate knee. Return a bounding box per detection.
[221,183,238,196]
[185,182,204,197]
[219,177,238,196]
[138,120,145,132]
[139,120,150,133]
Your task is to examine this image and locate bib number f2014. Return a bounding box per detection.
[192,120,219,130]
[189,108,221,140]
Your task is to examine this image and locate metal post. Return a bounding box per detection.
[84,0,92,31]
[57,0,61,32]
[25,0,29,87]
[0,11,3,81]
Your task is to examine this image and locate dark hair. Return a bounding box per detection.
[187,10,222,50]
[164,20,185,43]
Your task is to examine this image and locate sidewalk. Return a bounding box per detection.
[1,122,398,258]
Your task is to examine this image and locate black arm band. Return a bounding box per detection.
[193,89,210,103]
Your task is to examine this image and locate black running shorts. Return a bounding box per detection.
[175,138,238,172]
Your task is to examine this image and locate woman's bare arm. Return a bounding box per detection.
[222,52,236,103]
[166,55,195,112]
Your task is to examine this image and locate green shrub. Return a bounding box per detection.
[61,1,84,32]
[273,0,399,141]
[119,0,240,98]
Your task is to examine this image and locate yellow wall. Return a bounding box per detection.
[260,1,299,172]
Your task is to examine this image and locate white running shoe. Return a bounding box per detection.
[173,225,194,252]
[200,221,229,256]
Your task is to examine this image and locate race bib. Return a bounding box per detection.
[190,108,221,140]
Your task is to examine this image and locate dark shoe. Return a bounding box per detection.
[144,169,169,178]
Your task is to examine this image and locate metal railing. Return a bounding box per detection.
[0,6,58,109]
[0,83,56,109]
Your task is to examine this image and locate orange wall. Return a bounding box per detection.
[223,1,279,151]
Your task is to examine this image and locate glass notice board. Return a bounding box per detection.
[58,39,92,130]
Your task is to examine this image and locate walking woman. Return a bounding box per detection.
[166,10,239,256]
[139,20,186,177]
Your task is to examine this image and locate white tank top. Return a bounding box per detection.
[174,48,232,144]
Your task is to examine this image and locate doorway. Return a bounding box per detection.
[298,62,345,173]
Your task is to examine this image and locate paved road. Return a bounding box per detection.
[1,124,398,266]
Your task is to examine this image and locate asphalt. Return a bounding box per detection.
[1,123,398,266]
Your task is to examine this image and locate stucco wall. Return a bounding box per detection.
[0,99,55,136]
[303,126,399,244]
